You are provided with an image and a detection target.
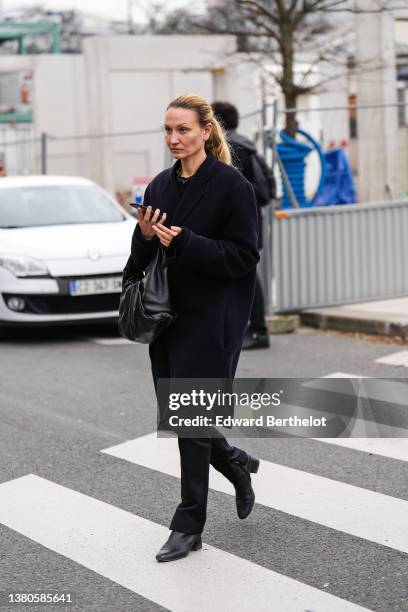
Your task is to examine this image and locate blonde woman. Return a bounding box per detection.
[128,93,261,562]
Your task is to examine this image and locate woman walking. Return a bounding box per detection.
[128,93,261,562]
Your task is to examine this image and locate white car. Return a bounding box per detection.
[0,175,136,330]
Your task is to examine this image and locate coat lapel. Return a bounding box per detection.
[171,152,217,226]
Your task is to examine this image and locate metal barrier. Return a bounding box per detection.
[0,125,37,175]
[261,199,408,313]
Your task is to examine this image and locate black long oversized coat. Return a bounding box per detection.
[127,151,260,381]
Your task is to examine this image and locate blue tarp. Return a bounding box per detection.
[277,128,325,208]
[314,148,356,206]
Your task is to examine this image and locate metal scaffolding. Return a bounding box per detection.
[0,21,61,54]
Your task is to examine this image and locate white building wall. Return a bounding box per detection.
[32,54,88,176]
[109,69,214,187]
[82,35,236,193]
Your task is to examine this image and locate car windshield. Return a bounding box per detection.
[0,185,126,228]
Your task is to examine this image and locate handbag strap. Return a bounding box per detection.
[123,254,144,283]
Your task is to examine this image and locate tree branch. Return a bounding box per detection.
[288,0,301,14]
[275,0,288,18]
[236,0,279,24]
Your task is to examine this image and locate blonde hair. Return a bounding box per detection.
[167,93,232,165]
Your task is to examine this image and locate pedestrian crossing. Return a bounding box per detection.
[4,321,408,609]
[0,474,370,612]
[1,383,407,611]
[102,433,408,555]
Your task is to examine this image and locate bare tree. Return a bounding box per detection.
[144,0,408,136]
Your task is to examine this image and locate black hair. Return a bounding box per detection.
[211,101,239,130]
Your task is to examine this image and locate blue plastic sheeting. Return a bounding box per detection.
[276,128,326,208]
[277,139,311,208]
[314,148,356,206]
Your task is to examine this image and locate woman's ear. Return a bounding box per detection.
[203,123,213,142]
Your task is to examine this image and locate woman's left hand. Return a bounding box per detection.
[152,223,182,248]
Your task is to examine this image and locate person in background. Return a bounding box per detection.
[0,157,6,177]
[212,101,275,350]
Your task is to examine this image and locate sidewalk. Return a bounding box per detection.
[300,297,408,340]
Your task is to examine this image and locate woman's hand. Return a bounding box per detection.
[137,206,167,240]
[152,223,182,248]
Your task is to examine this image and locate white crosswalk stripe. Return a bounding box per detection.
[309,372,408,458]
[261,400,405,438]
[318,376,408,406]
[320,373,408,409]
[375,350,408,367]
[0,474,371,612]
[102,433,408,555]
[88,337,134,346]
[322,372,363,378]
[315,437,408,461]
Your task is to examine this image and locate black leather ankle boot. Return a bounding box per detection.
[155,530,202,562]
[231,454,260,519]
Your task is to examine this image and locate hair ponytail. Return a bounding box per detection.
[167,93,232,165]
[206,116,231,165]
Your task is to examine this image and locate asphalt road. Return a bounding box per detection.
[0,325,407,612]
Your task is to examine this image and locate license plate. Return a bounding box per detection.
[69,276,122,296]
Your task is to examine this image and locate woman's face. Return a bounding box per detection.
[164,107,212,160]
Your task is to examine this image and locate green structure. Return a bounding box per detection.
[0,21,61,54]
[0,21,61,123]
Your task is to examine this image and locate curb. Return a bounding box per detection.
[300,311,408,340]
[266,314,299,334]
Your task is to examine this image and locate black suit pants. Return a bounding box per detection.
[249,272,268,334]
[169,432,247,534]
[149,340,247,535]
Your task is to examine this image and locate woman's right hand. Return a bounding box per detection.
[137,206,167,240]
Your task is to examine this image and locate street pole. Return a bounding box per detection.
[259,72,275,315]
[261,73,267,158]
[271,99,278,173]
[41,132,48,175]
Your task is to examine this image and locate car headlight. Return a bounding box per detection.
[0,254,49,277]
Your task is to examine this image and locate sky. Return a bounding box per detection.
[0,0,202,21]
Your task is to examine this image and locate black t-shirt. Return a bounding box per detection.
[175,174,194,199]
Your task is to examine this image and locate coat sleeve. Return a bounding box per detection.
[170,180,260,279]
[129,183,160,272]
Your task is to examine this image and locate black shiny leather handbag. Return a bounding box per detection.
[118,246,175,344]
